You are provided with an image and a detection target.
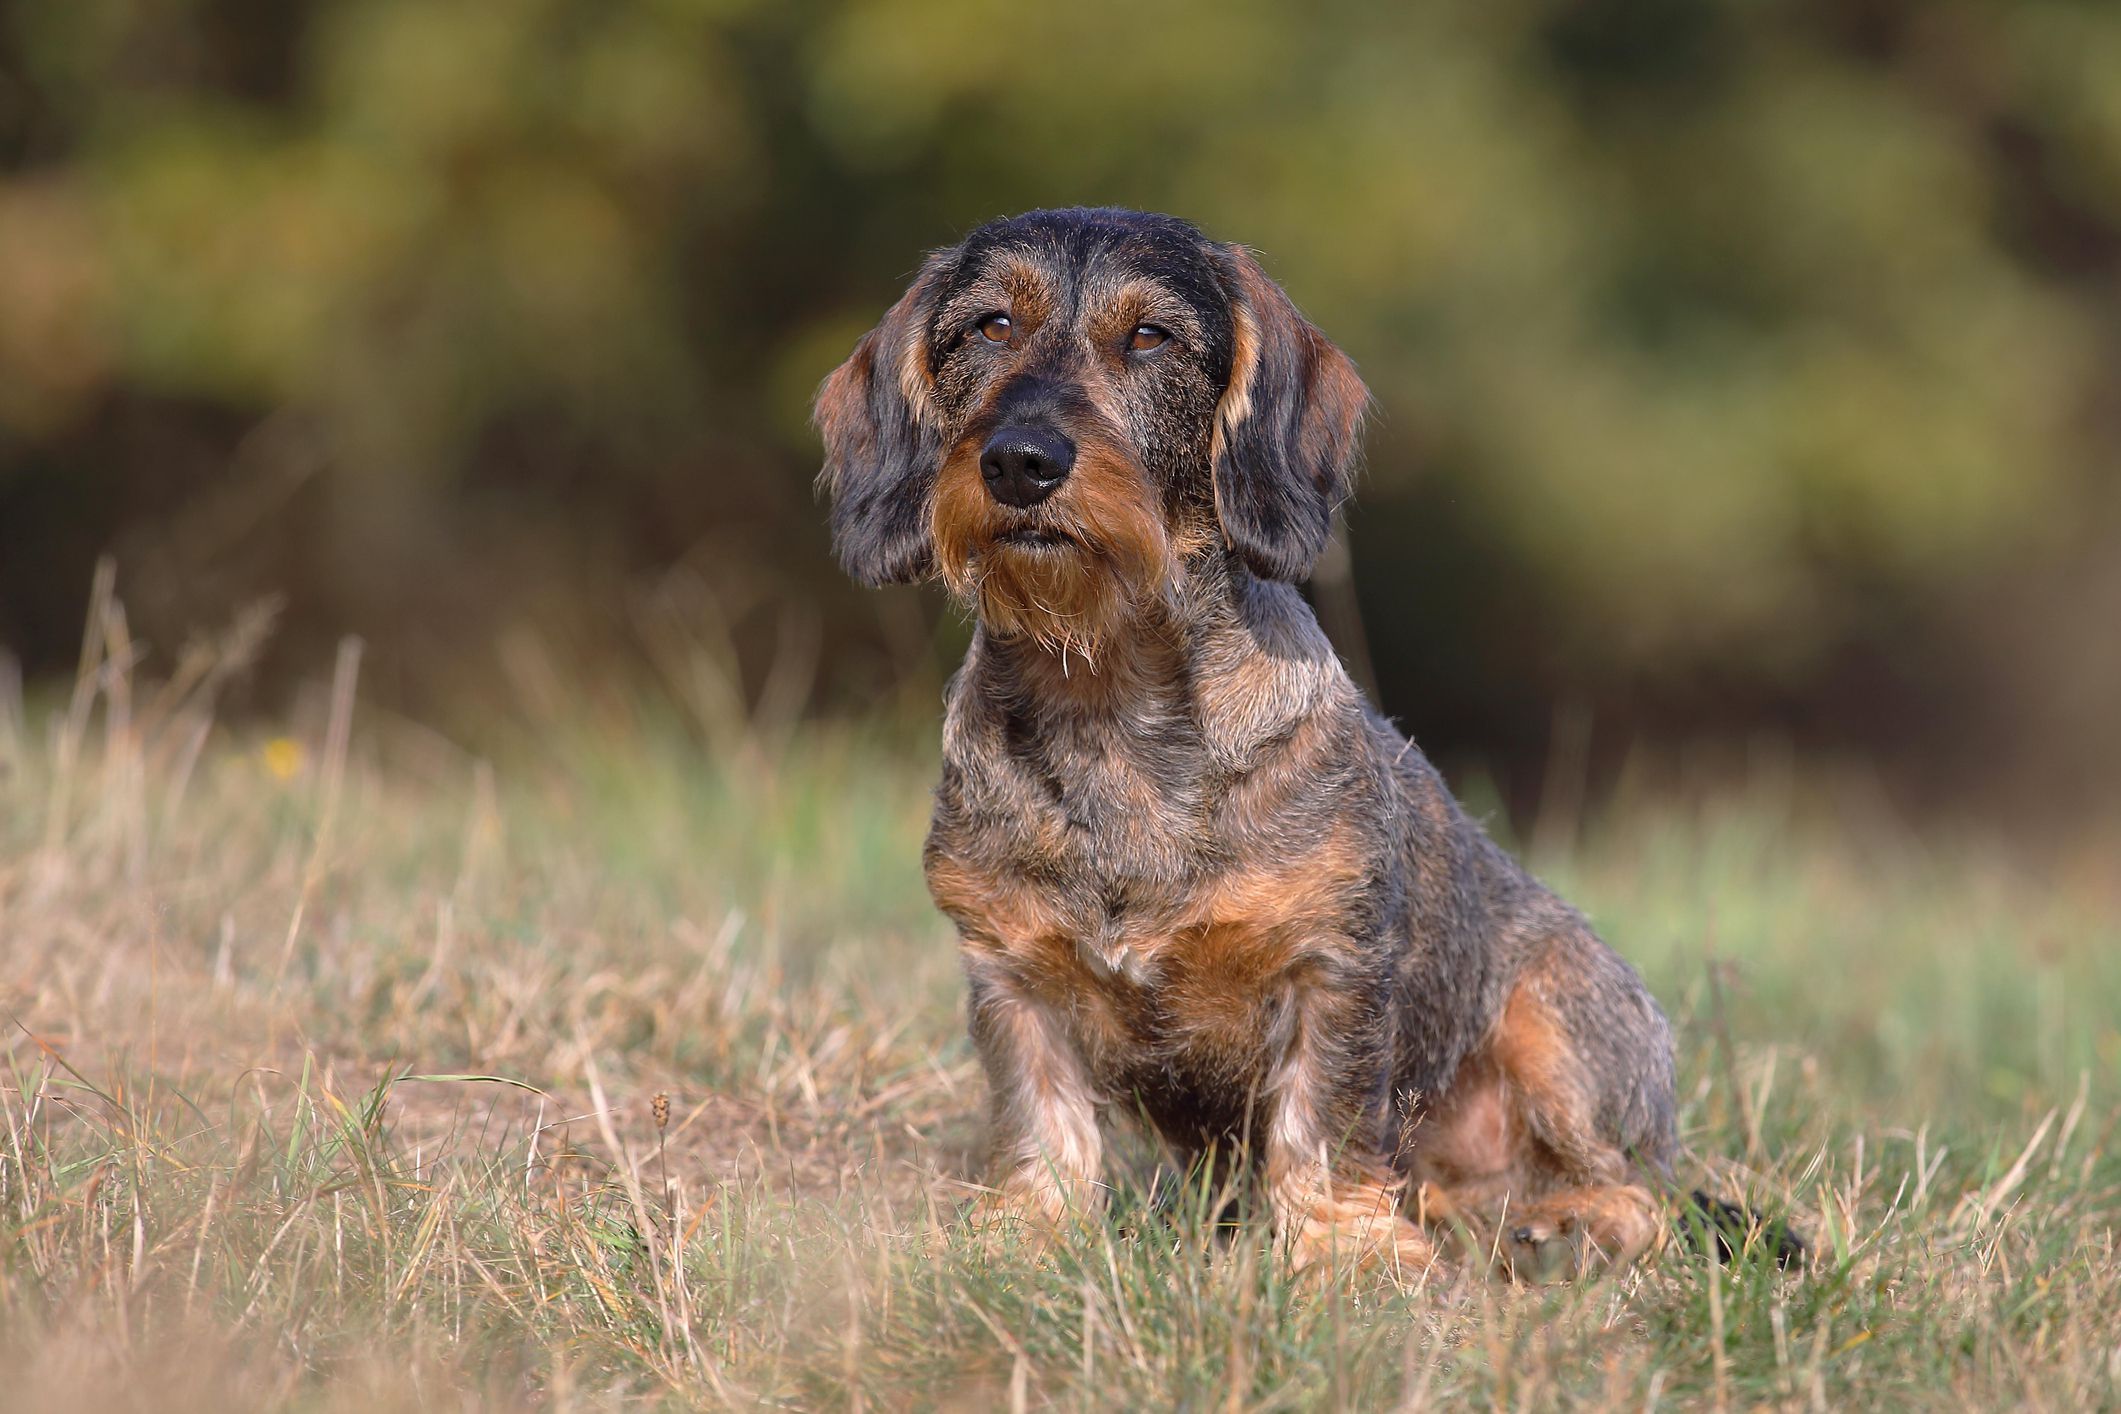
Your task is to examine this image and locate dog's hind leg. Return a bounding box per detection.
[1489,962,1667,1276]
[1412,928,1677,1278]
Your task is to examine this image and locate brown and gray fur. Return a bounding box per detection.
[816,208,1677,1278]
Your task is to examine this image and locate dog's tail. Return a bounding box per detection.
[1678,1190,1809,1269]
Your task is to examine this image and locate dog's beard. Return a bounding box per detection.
[931,447,1175,665]
[972,539,1141,663]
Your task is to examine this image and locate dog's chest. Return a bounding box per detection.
[961,704,1215,903]
[928,624,1375,1067]
[1035,734,1214,911]
[930,718,1375,1055]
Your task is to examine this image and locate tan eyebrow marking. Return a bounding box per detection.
[992,256,1054,323]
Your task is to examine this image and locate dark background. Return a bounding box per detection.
[4,0,2118,822]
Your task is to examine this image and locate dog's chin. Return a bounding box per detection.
[961,533,1144,659]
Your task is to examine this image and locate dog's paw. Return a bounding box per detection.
[1498,1186,1663,1282]
[1286,1209,1448,1287]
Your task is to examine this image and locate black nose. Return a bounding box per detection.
[980,427,1075,509]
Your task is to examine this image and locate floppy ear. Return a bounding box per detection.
[814,253,954,586]
[1210,246,1368,582]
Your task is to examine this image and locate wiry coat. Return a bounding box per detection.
[820,208,1678,1277]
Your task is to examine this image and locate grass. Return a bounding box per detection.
[0,597,2117,1410]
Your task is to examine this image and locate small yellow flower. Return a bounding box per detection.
[262,736,304,781]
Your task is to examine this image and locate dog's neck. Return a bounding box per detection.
[957,551,1353,764]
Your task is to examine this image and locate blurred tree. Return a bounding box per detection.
[1,0,2117,813]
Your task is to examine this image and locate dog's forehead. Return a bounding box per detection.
[950,208,1227,310]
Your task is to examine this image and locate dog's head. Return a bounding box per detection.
[816,208,1366,656]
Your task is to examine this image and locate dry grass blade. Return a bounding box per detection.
[275,635,362,988]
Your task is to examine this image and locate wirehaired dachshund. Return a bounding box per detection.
[816,207,1687,1279]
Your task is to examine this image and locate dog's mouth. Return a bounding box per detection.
[993,526,1077,551]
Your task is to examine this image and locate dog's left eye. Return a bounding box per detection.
[1128,324,1170,352]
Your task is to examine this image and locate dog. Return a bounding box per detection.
[815,207,1702,1279]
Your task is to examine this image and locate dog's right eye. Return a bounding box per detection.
[977,315,1013,344]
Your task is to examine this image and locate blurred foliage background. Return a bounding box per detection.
[2,0,2117,820]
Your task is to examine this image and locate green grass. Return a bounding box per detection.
[0,628,2116,1410]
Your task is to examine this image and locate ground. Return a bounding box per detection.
[1,635,2117,1410]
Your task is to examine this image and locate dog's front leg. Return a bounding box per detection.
[965,966,1104,1225]
[1261,981,1441,1281]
